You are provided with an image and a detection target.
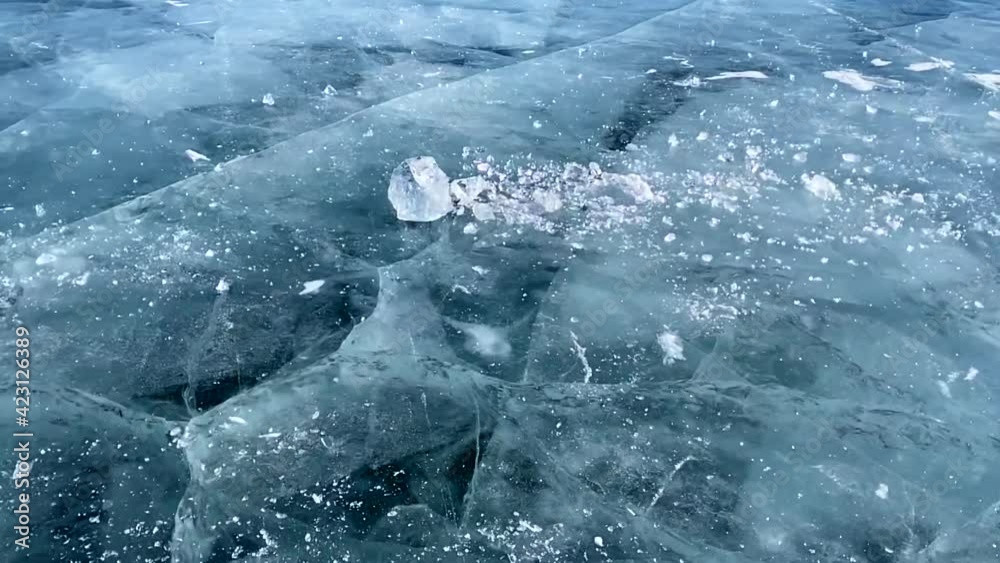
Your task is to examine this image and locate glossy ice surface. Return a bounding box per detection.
[1,0,999,562]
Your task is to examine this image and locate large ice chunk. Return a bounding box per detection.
[388,156,455,222]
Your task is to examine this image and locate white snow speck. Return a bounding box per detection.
[663,233,677,243]
[701,254,714,263]
[228,416,248,425]
[204,249,216,258]
[696,131,709,141]
[322,84,338,96]
[184,149,210,163]
[875,483,889,499]
[801,174,841,201]
[594,536,605,547]
[657,329,685,365]
[841,153,860,163]
[299,280,325,295]
[871,58,892,67]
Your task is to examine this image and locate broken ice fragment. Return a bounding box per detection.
[657,329,685,365]
[801,174,841,201]
[388,157,454,222]
[875,483,889,499]
[184,149,210,163]
[822,69,900,92]
[262,93,276,106]
[298,280,325,295]
[704,70,768,80]
[322,84,338,96]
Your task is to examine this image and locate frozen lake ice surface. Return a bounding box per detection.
[1,0,999,562]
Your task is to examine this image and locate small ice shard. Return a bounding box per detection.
[165,0,188,6]
[907,60,952,72]
[262,93,276,106]
[657,329,685,365]
[35,253,58,265]
[704,70,768,80]
[801,174,841,201]
[450,176,491,206]
[215,278,230,293]
[822,69,900,92]
[228,416,248,425]
[322,84,338,96]
[663,233,676,243]
[871,58,892,67]
[696,131,709,141]
[184,149,210,163]
[594,536,605,547]
[965,367,979,381]
[388,156,454,222]
[875,483,889,499]
[299,280,325,295]
[605,173,657,203]
[34,204,45,217]
[989,110,1000,121]
[841,153,860,163]
[964,73,1000,91]
[532,189,563,212]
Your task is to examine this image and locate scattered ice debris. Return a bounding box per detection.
[262,93,276,106]
[965,73,1000,91]
[657,329,685,365]
[184,149,210,163]
[298,280,325,295]
[871,58,892,67]
[875,483,889,499]
[906,60,953,72]
[388,156,454,222]
[801,174,841,201]
[228,416,248,425]
[215,278,230,294]
[704,70,768,80]
[822,69,900,92]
